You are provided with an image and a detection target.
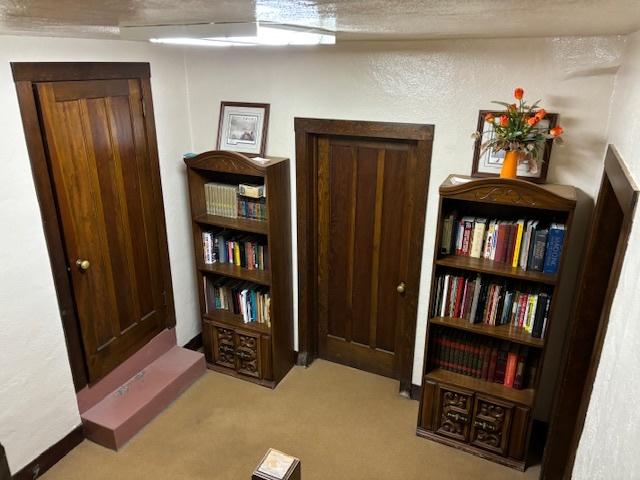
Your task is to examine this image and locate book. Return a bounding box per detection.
[504,349,519,387]
[512,219,525,267]
[529,228,549,272]
[441,213,457,255]
[543,223,566,274]
[494,342,510,384]
[469,218,487,258]
[513,347,528,389]
[532,293,550,338]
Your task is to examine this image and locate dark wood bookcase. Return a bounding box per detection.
[416,175,576,470]
[185,150,294,388]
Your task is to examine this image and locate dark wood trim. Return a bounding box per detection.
[410,383,422,401]
[12,62,175,391]
[183,333,203,352]
[542,145,638,479]
[294,117,433,392]
[12,425,84,479]
[11,62,150,82]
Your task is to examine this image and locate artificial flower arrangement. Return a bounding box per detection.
[473,88,564,179]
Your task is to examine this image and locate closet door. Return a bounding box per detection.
[36,78,168,382]
[316,136,421,378]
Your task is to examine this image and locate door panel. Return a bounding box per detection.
[36,79,166,382]
[317,135,413,378]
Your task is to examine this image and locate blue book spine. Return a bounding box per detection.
[543,227,565,274]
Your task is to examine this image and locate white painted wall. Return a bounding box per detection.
[184,36,625,417]
[573,30,640,479]
[0,35,197,473]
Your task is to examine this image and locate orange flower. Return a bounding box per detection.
[514,87,524,100]
[527,116,539,126]
[484,112,495,123]
[550,126,564,137]
[535,109,547,119]
[499,115,509,127]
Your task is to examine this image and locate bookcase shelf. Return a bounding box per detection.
[194,213,269,235]
[203,312,271,335]
[198,262,271,286]
[426,368,535,407]
[430,317,544,348]
[185,150,294,388]
[417,175,577,471]
[435,255,557,285]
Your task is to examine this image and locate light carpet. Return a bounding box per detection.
[43,359,540,479]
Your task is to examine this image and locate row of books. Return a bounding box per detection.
[432,274,551,338]
[238,197,267,221]
[440,214,566,274]
[204,182,267,221]
[202,231,269,271]
[205,278,271,326]
[430,330,535,390]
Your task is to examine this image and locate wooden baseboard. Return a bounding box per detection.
[410,383,422,401]
[12,425,84,479]
[183,333,203,352]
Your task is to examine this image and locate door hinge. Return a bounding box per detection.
[141,99,146,117]
[162,290,168,306]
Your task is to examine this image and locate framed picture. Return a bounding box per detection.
[216,101,270,157]
[471,109,558,183]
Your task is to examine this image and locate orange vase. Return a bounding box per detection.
[500,150,519,179]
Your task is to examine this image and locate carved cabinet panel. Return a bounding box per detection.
[470,395,514,455]
[211,324,236,369]
[434,385,473,442]
[235,330,261,378]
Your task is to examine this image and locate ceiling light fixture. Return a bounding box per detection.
[127,23,335,47]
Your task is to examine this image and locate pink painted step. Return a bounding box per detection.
[77,328,177,414]
[82,346,205,450]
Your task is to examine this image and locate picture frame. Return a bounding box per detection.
[471,109,558,183]
[216,101,270,157]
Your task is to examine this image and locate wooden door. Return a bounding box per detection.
[316,135,424,378]
[35,78,168,382]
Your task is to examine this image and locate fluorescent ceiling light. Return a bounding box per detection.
[120,22,256,41]
[148,24,335,47]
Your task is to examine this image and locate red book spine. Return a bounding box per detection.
[462,222,472,256]
[453,277,465,318]
[504,352,518,387]
[481,346,491,380]
[494,224,509,263]
[513,349,528,389]
[487,347,498,382]
[518,294,529,327]
[506,224,517,265]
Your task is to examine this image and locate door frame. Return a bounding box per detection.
[12,62,176,391]
[542,145,638,478]
[295,117,434,392]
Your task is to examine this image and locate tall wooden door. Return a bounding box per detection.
[315,134,428,379]
[34,78,169,382]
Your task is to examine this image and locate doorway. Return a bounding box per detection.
[13,62,175,389]
[295,118,433,392]
[542,145,638,478]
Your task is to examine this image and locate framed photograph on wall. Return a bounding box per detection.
[216,101,270,157]
[471,109,558,183]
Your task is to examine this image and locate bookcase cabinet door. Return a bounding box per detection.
[470,395,514,455]
[434,384,473,442]
[235,330,261,378]
[211,324,236,369]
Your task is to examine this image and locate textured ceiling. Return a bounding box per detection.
[0,0,639,40]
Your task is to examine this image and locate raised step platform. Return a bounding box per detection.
[81,346,205,450]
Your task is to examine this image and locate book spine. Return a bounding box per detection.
[504,350,519,387]
[513,348,528,390]
[543,227,566,274]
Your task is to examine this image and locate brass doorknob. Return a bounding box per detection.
[76,259,90,271]
[397,282,406,294]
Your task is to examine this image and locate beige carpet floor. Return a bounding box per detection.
[43,360,540,479]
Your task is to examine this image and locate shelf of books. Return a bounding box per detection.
[185,150,294,388]
[416,174,576,471]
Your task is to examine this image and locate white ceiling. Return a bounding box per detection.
[0,0,639,41]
